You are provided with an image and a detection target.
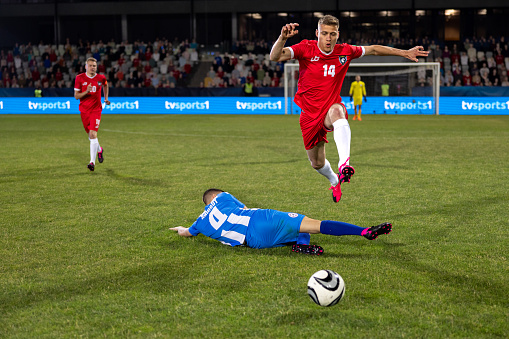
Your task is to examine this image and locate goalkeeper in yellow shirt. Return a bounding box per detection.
[349,75,367,121]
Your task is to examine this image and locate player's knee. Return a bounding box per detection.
[310,159,325,170]
[328,104,347,121]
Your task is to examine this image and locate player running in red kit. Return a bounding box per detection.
[74,57,110,171]
[270,15,428,202]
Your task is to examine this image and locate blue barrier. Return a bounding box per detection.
[0,96,508,115]
[0,97,285,115]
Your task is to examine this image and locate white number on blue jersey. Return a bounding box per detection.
[209,206,227,230]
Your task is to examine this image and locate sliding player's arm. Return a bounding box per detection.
[364,45,429,62]
[169,226,194,237]
[270,23,299,62]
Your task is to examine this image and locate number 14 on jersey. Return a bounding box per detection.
[323,65,336,77]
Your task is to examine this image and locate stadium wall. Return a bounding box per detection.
[2,87,509,98]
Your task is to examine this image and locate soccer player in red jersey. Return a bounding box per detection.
[270,15,428,202]
[74,57,110,171]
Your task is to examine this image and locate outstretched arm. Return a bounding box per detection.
[169,226,194,237]
[364,45,429,62]
[270,23,299,62]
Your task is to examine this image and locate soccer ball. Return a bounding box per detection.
[307,270,345,307]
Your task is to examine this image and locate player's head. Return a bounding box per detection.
[85,57,98,75]
[202,188,224,205]
[316,15,339,53]
[355,75,361,81]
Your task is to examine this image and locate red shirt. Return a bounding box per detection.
[74,73,107,113]
[495,54,504,65]
[290,40,364,117]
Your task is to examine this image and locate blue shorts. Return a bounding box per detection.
[245,209,305,249]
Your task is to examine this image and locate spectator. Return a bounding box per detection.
[487,56,496,69]
[471,71,482,86]
[488,68,500,86]
[150,73,160,88]
[160,75,170,88]
[480,62,490,78]
[462,70,472,86]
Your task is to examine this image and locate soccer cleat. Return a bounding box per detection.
[98,147,104,163]
[87,162,95,171]
[362,222,392,240]
[353,115,357,120]
[329,177,342,203]
[339,157,355,184]
[292,244,324,256]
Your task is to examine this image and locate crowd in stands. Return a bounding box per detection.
[346,35,509,87]
[201,49,286,89]
[1,35,509,91]
[0,38,199,90]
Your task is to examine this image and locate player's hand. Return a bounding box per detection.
[281,23,299,40]
[104,99,111,105]
[169,227,184,232]
[86,84,92,93]
[406,46,429,62]
[364,97,367,102]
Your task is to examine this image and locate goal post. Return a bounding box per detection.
[284,62,440,115]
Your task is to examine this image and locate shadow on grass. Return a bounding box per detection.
[105,168,167,187]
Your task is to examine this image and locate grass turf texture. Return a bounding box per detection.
[1,114,508,338]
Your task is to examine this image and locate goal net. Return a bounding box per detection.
[284,62,440,115]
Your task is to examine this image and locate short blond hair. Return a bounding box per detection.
[86,57,97,63]
[318,15,339,28]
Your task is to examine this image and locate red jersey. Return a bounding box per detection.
[74,73,107,113]
[290,40,364,116]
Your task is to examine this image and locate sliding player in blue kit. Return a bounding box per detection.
[170,189,392,255]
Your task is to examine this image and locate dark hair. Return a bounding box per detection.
[318,15,339,28]
[202,188,224,204]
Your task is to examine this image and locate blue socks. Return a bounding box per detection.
[320,220,366,236]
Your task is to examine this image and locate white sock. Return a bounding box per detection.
[316,159,339,186]
[89,138,99,164]
[332,119,351,168]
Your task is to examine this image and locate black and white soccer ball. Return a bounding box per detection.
[307,270,345,307]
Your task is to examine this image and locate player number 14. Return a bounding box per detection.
[323,64,336,77]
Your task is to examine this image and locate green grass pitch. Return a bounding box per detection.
[1,114,508,338]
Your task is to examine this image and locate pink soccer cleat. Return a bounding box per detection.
[98,147,104,163]
[329,174,342,203]
[339,157,355,184]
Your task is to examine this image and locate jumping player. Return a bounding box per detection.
[74,57,110,171]
[349,75,367,121]
[170,189,392,255]
[270,15,428,202]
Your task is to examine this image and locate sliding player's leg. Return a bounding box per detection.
[299,216,392,240]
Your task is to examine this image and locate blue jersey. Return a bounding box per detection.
[189,192,306,249]
[189,192,258,246]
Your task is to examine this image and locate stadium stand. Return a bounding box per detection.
[1,35,509,91]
